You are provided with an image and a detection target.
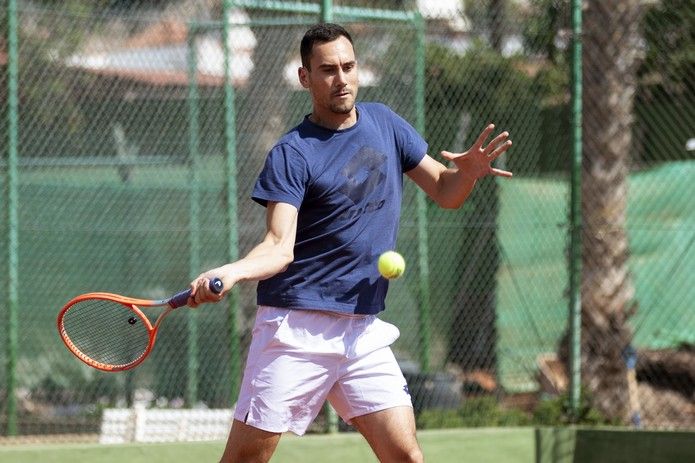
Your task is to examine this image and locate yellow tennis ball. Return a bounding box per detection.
[378,251,406,279]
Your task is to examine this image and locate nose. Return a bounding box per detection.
[335,68,347,85]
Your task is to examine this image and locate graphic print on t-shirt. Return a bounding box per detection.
[337,146,386,204]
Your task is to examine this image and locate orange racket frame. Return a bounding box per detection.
[57,278,222,372]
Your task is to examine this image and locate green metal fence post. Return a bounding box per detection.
[568,0,583,419]
[414,11,431,373]
[186,27,201,407]
[321,0,333,22]
[4,0,20,437]
[222,0,241,407]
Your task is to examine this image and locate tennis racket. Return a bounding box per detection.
[57,278,223,372]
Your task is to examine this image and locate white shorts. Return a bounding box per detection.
[233,306,412,435]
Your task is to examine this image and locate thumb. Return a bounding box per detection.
[440,150,457,161]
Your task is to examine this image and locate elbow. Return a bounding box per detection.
[278,250,294,272]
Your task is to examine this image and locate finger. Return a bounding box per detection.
[491,168,513,178]
[485,131,509,154]
[440,150,459,161]
[190,277,209,306]
[488,140,513,160]
[198,278,224,304]
[189,282,198,297]
[189,286,201,307]
[473,123,496,150]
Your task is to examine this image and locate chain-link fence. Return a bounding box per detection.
[1,0,694,442]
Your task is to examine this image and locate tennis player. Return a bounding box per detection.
[189,23,512,463]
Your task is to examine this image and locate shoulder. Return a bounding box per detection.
[270,126,309,160]
[358,103,413,132]
[358,102,395,118]
[275,122,304,147]
[268,144,310,176]
[264,135,310,176]
[357,103,405,133]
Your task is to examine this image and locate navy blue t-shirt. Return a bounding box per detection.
[251,102,427,314]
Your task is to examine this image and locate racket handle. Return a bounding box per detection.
[169,277,224,308]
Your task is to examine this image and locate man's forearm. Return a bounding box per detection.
[223,241,294,283]
[434,167,478,209]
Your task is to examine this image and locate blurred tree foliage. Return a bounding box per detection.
[636,0,695,164]
[640,0,694,95]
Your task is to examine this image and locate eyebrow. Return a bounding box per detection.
[317,60,356,69]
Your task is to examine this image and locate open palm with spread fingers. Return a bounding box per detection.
[441,124,513,179]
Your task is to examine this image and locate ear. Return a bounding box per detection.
[298,66,310,89]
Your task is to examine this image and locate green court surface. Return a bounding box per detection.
[0,427,535,463]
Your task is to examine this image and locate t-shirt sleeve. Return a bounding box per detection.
[252,144,308,209]
[387,106,428,172]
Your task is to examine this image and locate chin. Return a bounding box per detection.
[331,102,355,114]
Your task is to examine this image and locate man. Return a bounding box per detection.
[188,23,512,463]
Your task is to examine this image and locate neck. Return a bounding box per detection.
[309,108,357,130]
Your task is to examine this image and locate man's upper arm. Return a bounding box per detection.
[264,201,299,253]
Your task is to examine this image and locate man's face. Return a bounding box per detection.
[299,36,359,116]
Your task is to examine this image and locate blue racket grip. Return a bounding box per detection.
[168,277,223,309]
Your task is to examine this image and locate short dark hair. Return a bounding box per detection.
[300,23,353,69]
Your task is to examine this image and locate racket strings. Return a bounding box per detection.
[61,299,151,368]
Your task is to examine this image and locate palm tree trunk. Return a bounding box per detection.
[579,0,642,421]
